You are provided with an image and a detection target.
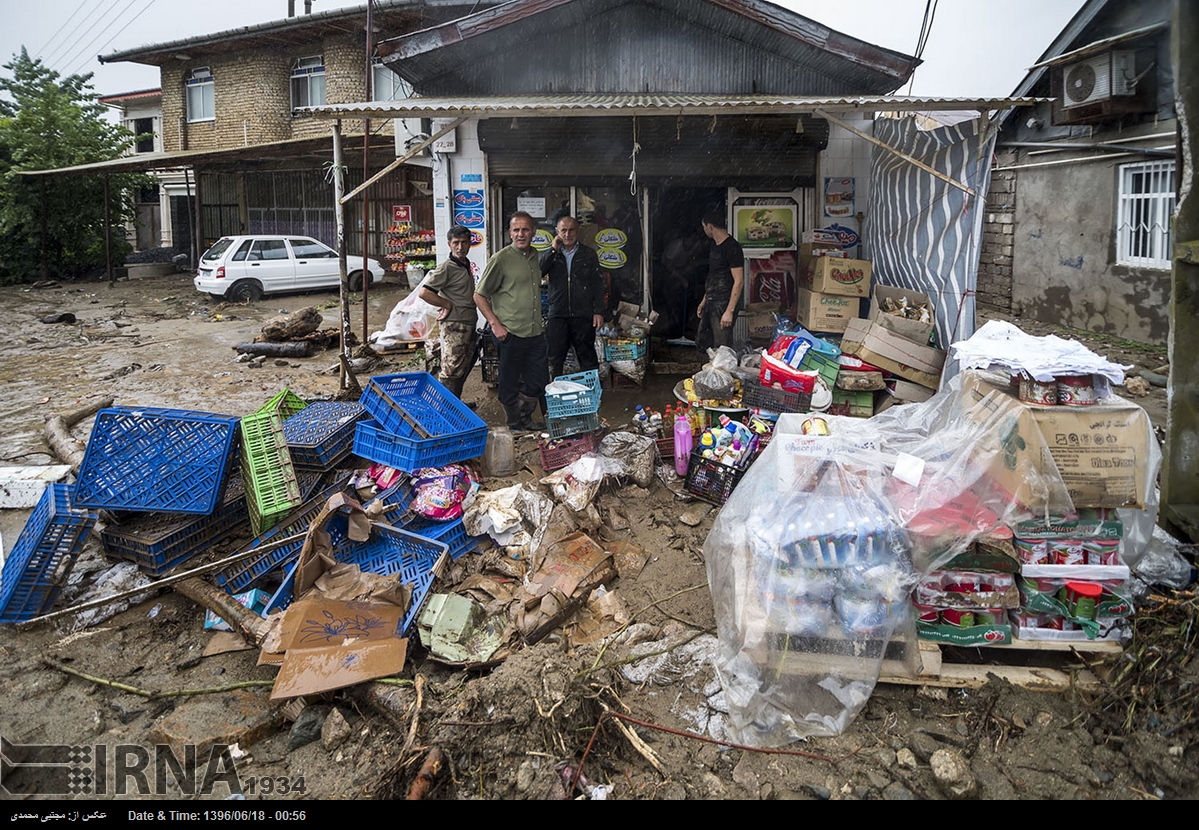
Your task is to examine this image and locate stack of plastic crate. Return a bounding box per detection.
[240,389,307,535]
[353,373,488,473]
[74,406,241,516]
[283,401,369,472]
[0,484,98,623]
[543,369,602,444]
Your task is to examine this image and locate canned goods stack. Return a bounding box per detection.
[1008,508,1133,641]
[913,570,1018,646]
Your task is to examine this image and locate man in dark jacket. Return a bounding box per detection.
[540,215,605,379]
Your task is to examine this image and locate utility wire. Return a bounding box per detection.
[905,0,939,95]
[64,0,158,79]
[41,0,110,68]
[32,0,93,59]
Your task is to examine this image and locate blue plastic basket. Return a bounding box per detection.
[545,369,601,418]
[336,525,448,634]
[102,476,250,576]
[74,407,240,515]
[368,480,481,560]
[0,484,98,623]
[283,402,369,471]
[213,477,352,593]
[357,373,488,471]
[546,410,601,440]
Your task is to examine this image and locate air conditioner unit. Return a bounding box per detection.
[1061,50,1137,108]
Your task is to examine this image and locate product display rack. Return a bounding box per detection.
[384,223,436,276]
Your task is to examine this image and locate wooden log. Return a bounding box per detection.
[347,681,414,733]
[44,396,114,474]
[174,577,271,646]
[406,747,445,800]
[233,341,314,358]
[523,567,618,646]
[260,307,323,342]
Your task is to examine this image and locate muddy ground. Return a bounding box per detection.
[0,273,1191,802]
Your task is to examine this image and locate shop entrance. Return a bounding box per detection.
[648,187,724,339]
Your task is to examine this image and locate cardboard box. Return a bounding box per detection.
[741,302,780,343]
[841,318,945,389]
[795,287,858,333]
[798,243,846,260]
[801,229,842,245]
[958,372,1154,510]
[888,378,936,403]
[801,257,872,297]
[870,284,935,344]
[915,572,1020,610]
[918,619,1012,646]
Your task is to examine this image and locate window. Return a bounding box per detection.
[133,117,154,153]
[291,56,326,110]
[186,67,214,122]
[1116,160,1175,268]
[289,238,336,258]
[250,239,290,261]
[231,240,254,262]
[371,59,412,102]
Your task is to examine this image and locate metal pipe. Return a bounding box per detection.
[362,0,373,343]
[993,147,1175,172]
[997,140,1175,158]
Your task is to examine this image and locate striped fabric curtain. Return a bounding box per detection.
[866,114,997,382]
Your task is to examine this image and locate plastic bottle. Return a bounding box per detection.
[674,414,693,477]
[483,426,516,477]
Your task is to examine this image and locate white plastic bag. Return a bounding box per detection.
[370,275,440,344]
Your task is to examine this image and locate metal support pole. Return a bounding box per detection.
[333,120,352,391]
[104,173,113,283]
[362,0,374,342]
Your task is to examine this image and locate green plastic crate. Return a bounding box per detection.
[799,345,840,389]
[828,388,874,418]
[239,411,302,535]
[258,389,308,419]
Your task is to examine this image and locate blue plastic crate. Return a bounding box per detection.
[102,476,250,576]
[283,402,369,471]
[367,482,480,560]
[213,477,353,593]
[546,410,600,440]
[353,421,486,474]
[335,525,448,634]
[545,369,601,419]
[75,407,239,515]
[0,484,98,623]
[357,373,488,470]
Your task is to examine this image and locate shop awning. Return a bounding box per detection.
[298,93,1042,121]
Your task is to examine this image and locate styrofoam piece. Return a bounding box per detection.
[0,466,73,509]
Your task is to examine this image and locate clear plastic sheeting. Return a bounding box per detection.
[705,370,1162,745]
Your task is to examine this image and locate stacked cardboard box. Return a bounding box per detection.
[796,238,867,334]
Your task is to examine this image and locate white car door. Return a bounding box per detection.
[289,237,340,290]
[245,239,296,293]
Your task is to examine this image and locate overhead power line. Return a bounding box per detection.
[41,0,111,68]
[64,0,158,79]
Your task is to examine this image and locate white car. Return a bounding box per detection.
[194,235,386,302]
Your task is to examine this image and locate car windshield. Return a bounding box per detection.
[201,238,236,262]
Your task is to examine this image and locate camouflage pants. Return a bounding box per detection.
[439,321,478,384]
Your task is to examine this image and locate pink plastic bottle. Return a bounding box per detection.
[674,414,693,477]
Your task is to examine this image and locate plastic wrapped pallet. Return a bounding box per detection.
[704,371,1162,745]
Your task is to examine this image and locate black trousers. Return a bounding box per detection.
[546,315,599,379]
[495,331,549,408]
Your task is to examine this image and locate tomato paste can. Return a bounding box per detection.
[941,608,976,628]
[914,603,940,624]
[1018,373,1058,405]
[1052,541,1088,566]
[973,608,1004,626]
[1056,374,1096,406]
[1015,538,1050,565]
[801,416,830,436]
[1060,581,1103,620]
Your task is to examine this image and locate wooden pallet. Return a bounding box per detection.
[752,633,1122,693]
[879,637,1122,692]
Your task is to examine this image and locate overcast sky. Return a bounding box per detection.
[0,0,1086,100]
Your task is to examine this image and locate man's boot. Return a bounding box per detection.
[442,375,465,398]
[518,395,543,431]
[503,403,527,433]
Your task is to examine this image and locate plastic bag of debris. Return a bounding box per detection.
[599,431,655,488]
[371,276,440,346]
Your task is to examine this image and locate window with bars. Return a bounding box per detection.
[291,56,326,111]
[1116,160,1175,269]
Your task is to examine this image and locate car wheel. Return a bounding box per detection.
[227,280,263,303]
[348,271,365,292]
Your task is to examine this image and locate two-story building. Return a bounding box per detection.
[98,0,493,263]
[977,0,1175,346]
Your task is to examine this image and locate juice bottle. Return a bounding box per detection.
[674,414,693,477]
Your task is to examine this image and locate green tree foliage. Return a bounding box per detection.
[0,48,142,283]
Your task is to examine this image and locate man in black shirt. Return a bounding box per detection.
[540,215,605,379]
[696,209,745,350]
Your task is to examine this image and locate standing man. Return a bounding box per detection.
[696,209,745,350]
[418,224,477,399]
[474,211,548,432]
[540,215,605,379]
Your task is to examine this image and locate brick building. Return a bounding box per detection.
[99,1,490,261]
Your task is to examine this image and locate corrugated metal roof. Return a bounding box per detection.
[98,89,161,104]
[99,0,496,66]
[380,0,918,96]
[1029,21,1169,69]
[300,93,1042,120]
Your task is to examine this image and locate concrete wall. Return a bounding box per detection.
[1010,142,1173,345]
[160,34,384,152]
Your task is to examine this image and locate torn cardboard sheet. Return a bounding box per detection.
[463,484,554,557]
[526,531,613,599]
[269,595,408,700]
